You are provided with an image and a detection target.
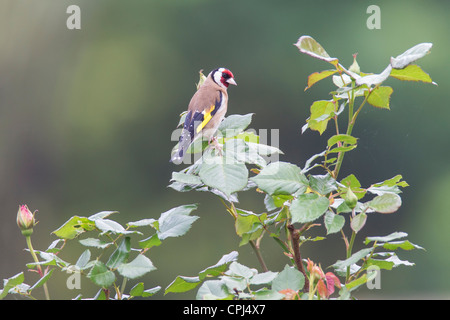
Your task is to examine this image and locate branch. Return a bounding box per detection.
[287,224,309,291]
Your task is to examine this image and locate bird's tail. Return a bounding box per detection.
[170,130,192,164]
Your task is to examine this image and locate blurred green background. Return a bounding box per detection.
[1,0,449,299]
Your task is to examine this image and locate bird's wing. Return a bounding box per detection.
[185,89,223,140]
[171,89,223,163]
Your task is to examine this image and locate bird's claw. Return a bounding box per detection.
[209,137,223,156]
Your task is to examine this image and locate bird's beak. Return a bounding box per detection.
[227,78,237,86]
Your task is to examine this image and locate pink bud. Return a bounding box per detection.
[16,205,35,236]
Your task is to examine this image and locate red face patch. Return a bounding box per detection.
[220,69,234,87]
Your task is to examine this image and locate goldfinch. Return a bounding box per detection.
[171,67,237,164]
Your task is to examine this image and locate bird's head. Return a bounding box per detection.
[210,67,237,89]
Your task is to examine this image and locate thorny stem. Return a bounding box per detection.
[287,224,309,291]
[25,235,50,300]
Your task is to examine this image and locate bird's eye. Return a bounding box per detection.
[222,72,230,79]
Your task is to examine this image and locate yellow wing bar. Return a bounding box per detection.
[196,104,215,134]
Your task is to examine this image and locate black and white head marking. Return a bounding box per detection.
[210,67,236,89]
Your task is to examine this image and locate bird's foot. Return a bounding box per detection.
[209,136,223,156]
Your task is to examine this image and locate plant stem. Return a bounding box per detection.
[333,96,354,179]
[333,87,372,180]
[249,240,268,272]
[120,277,128,299]
[308,276,316,300]
[25,235,50,300]
[287,224,309,291]
[345,231,356,282]
[226,200,268,272]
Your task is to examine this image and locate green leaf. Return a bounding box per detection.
[221,276,248,294]
[171,172,203,186]
[294,35,339,65]
[165,251,238,295]
[379,240,424,251]
[309,173,337,195]
[376,175,409,188]
[30,268,55,291]
[157,205,199,240]
[75,249,92,270]
[331,248,373,270]
[117,254,156,279]
[233,131,259,144]
[52,216,96,240]
[235,209,267,237]
[196,280,232,300]
[365,232,408,245]
[305,69,338,90]
[160,204,198,217]
[227,262,257,279]
[126,218,158,228]
[130,283,161,297]
[27,252,68,268]
[0,272,24,300]
[250,271,279,285]
[341,174,361,189]
[366,86,393,109]
[383,253,415,267]
[302,150,326,174]
[356,65,392,87]
[45,239,65,254]
[340,174,366,199]
[305,100,336,135]
[254,288,285,300]
[366,193,402,214]
[365,259,395,271]
[218,113,253,137]
[251,162,308,196]
[139,233,162,250]
[328,145,357,154]
[324,211,345,235]
[290,193,330,224]
[88,261,116,288]
[130,282,145,296]
[88,211,118,221]
[79,238,111,249]
[345,273,370,291]
[140,286,161,298]
[271,265,305,292]
[327,134,358,147]
[367,175,408,195]
[186,138,209,155]
[199,251,239,281]
[199,151,248,197]
[350,213,367,233]
[106,237,131,269]
[390,42,433,69]
[271,194,294,208]
[177,110,188,128]
[246,141,283,156]
[165,276,201,294]
[390,64,436,84]
[223,139,259,167]
[95,219,139,235]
